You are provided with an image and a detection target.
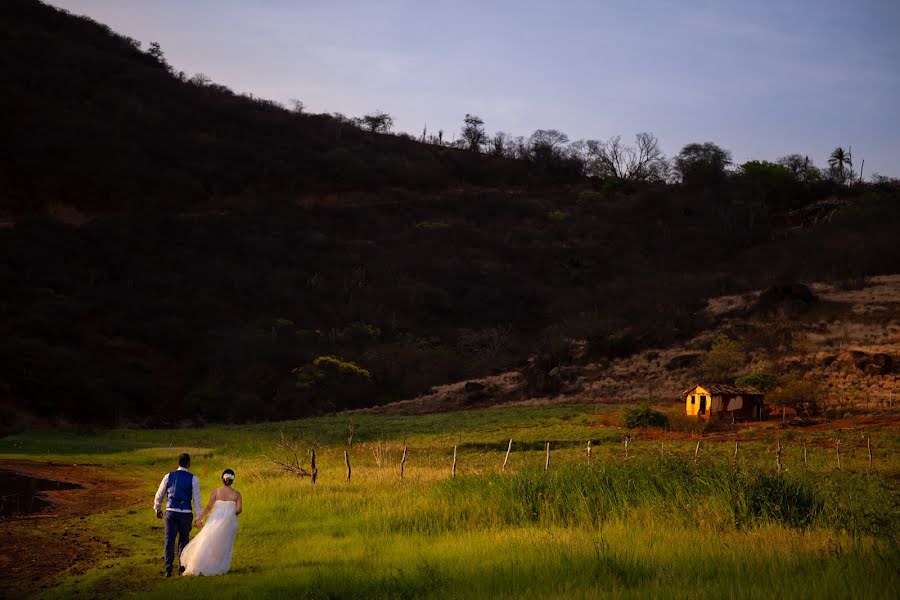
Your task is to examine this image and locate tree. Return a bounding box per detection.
[777,154,822,183]
[461,114,487,152]
[361,111,394,133]
[488,131,511,157]
[146,41,169,69]
[529,129,570,161]
[674,142,732,185]
[189,73,212,87]
[585,132,668,182]
[827,147,853,185]
[288,98,305,114]
[698,335,744,381]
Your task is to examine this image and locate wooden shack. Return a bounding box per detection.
[682,384,765,421]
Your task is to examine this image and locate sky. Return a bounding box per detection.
[49,0,900,176]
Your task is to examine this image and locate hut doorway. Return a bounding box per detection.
[699,396,707,415]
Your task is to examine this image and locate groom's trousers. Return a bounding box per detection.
[163,511,193,573]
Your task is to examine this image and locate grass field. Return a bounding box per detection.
[2,404,898,599]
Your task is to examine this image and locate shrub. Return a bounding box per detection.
[623,406,668,429]
[699,335,745,381]
[576,190,604,204]
[768,373,824,415]
[293,355,371,392]
[546,209,568,222]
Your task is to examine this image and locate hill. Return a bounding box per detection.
[0,0,561,215]
[0,0,899,427]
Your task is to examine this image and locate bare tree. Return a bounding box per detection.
[489,131,511,157]
[288,98,305,114]
[586,132,668,182]
[461,114,487,152]
[529,129,570,157]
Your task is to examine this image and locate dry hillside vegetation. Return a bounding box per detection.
[367,275,900,414]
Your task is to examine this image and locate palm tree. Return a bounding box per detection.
[828,147,852,184]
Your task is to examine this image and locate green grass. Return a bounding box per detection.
[2,404,898,599]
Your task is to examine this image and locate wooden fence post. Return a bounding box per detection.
[310,448,318,484]
[451,445,458,478]
[344,450,351,481]
[694,440,701,464]
[502,439,513,472]
[400,444,408,479]
[803,442,808,467]
[624,436,630,460]
[544,441,551,472]
[776,441,783,473]
[733,440,738,466]
[587,440,592,464]
[835,440,841,471]
[867,437,873,471]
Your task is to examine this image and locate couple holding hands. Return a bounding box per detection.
[153,453,243,577]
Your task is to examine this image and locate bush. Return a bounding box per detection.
[768,373,824,415]
[623,406,668,429]
[699,335,745,381]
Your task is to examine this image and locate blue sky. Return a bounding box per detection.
[50,0,900,176]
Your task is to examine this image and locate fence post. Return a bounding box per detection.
[733,440,738,466]
[867,437,873,471]
[544,441,551,472]
[344,450,351,481]
[776,441,783,473]
[624,436,630,460]
[835,440,841,471]
[694,440,701,464]
[803,442,808,467]
[587,440,593,464]
[502,439,513,472]
[452,445,458,478]
[400,444,408,479]
[310,448,318,484]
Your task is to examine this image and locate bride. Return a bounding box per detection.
[181,469,242,576]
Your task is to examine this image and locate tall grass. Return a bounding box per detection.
[387,457,824,535]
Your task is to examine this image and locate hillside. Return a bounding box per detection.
[0,0,556,215]
[371,276,899,417]
[1,1,899,428]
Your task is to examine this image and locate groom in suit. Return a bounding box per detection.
[153,453,202,577]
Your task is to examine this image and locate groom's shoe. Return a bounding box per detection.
[164,569,172,578]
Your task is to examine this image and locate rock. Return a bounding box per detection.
[872,353,894,374]
[755,283,817,315]
[665,353,701,371]
[842,351,894,375]
[820,354,837,367]
[464,381,486,393]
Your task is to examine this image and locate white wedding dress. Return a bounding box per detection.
[181,500,239,576]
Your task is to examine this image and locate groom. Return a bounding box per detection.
[153,453,202,577]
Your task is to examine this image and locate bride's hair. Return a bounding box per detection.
[222,469,235,486]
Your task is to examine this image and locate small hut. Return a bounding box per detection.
[682,384,765,421]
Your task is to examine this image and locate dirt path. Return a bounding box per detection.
[0,460,145,599]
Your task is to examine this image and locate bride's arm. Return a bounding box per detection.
[234,491,242,516]
[196,488,218,526]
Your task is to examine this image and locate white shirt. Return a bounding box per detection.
[153,466,202,514]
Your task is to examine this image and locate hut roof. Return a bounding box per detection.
[681,383,763,397]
